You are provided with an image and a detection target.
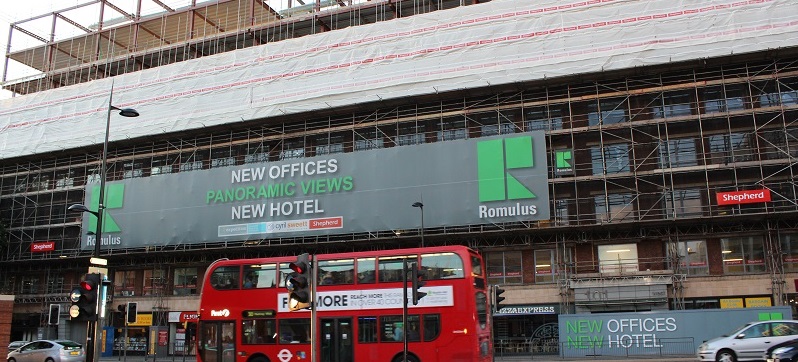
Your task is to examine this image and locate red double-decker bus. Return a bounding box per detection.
[197,245,492,362]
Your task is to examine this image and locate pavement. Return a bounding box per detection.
[98,355,699,362]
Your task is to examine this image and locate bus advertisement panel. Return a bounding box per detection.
[197,246,492,362]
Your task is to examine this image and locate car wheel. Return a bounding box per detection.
[715,349,736,362]
[8,358,16,362]
[45,357,55,362]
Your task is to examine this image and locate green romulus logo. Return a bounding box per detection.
[477,136,537,202]
[88,184,125,233]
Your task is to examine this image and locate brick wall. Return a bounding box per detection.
[0,295,14,358]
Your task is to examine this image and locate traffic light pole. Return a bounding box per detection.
[310,257,317,362]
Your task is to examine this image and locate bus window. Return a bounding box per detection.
[476,291,488,328]
[210,266,240,290]
[423,314,441,342]
[380,315,419,342]
[356,258,376,284]
[279,318,310,344]
[277,263,291,288]
[378,255,415,282]
[317,259,354,285]
[421,252,464,279]
[242,319,276,344]
[471,255,484,276]
[357,316,378,343]
[242,263,277,288]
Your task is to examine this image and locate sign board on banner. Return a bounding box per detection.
[76,133,550,250]
[267,286,453,313]
[30,241,55,252]
[559,307,792,358]
[716,189,771,205]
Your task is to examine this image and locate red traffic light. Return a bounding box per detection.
[289,253,311,274]
[80,280,95,291]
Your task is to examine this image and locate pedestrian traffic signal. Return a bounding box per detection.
[286,253,312,311]
[126,302,138,324]
[493,285,506,313]
[411,264,427,305]
[69,273,100,321]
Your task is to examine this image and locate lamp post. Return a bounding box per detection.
[69,83,138,362]
[411,202,425,248]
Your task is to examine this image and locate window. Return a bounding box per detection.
[598,244,639,274]
[781,233,798,273]
[19,276,39,294]
[354,130,383,151]
[143,269,166,296]
[671,240,709,276]
[315,136,344,155]
[242,319,276,344]
[278,318,310,344]
[210,266,240,290]
[54,171,74,189]
[242,263,277,288]
[595,193,635,223]
[397,124,425,146]
[317,259,355,285]
[174,268,198,295]
[555,198,571,225]
[526,107,563,131]
[591,143,630,174]
[486,252,522,285]
[534,250,556,283]
[588,98,627,126]
[210,148,236,168]
[115,270,137,296]
[702,84,746,113]
[665,189,703,218]
[380,315,419,342]
[356,257,376,284]
[721,236,766,274]
[437,117,467,141]
[653,91,692,118]
[358,317,378,343]
[150,158,173,176]
[280,140,305,160]
[481,121,515,137]
[124,161,144,178]
[378,256,414,283]
[659,138,697,168]
[707,133,755,164]
[244,151,269,164]
[46,276,64,294]
[423,314,441,341]
[179,160,203,172]
[420,252,464,279]
[471,255,483,276]
[476,292,488,329]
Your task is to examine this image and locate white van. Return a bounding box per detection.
[698,320,798,362]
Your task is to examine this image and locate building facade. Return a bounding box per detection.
[1,0,797,355]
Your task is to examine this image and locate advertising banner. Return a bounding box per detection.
[716,189,771,205]
[78,133,549,250]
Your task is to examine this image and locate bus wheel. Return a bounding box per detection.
[392,354,420,362]
[249,356,270,362]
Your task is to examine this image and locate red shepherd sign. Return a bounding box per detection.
[31,241,55,252]
[716,189,771,205]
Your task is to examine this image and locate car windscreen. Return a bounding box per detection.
[727,323,754,336]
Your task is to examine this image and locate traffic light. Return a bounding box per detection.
[48,304,60,325]
[285,253,312,311]
[493,285,506,313]
[411,263,427,305]
[126,302,138,324]
[69,273,100,321]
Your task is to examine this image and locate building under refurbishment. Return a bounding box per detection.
[1,0,798,356]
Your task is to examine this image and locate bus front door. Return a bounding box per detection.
[198,321,236,362]
[320,318,353,362]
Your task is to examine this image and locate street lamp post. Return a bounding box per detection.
[69,83,139,362]
[412,202,425,248]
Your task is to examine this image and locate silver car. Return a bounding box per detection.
[6,340,85,362]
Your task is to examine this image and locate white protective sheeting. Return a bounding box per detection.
[2,0,797,159]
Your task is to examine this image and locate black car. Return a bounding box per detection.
[765,337,798,362]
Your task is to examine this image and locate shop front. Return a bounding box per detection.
[493,304,559,355]
[168,311,198,356]
[114,313,152,356]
